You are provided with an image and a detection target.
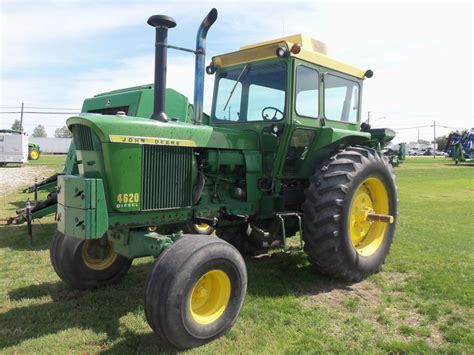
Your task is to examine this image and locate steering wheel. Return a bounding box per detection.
[261,106,284,121]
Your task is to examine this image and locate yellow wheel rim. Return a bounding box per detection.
[349,177,389,256]
[30,150,39,159]
[81,240,117,271]
[189,269,231,325]
[195,223,210,232]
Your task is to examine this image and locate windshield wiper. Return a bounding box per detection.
[222,64,249,112]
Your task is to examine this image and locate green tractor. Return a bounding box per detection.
[51,9,397,349]
[28,142,40,160]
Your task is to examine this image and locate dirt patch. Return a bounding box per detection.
[0,166,54,197]
[301,278,382,310]
[301,272,450,349]
[379,271,410,284]
[427,326,444,348]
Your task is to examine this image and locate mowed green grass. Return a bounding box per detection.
[0,156,472,353]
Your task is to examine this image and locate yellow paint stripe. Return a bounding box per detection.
[109,135,197,147]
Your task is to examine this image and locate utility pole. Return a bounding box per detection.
[417,129,420,142]
[19,102,24,131]
[433,120,436,159]
[368,111,371,123]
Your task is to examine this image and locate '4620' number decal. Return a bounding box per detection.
[116,193,140,208]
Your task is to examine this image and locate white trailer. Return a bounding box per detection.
[0,130,28,166]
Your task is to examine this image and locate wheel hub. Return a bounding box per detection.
[349,177,390,256]
[189,269,231,325]
[195,223,210,232]
[81,240,117,271]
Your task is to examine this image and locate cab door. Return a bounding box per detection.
[276,59,321,178]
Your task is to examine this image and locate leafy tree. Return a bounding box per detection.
[11,119,22,131]
[32,125,47,137]
[54,125,72,138]
[417,139,430,145]
[435,135,448,151]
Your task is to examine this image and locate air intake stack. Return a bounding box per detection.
[147,14,177,122]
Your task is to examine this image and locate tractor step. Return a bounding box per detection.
[275,212,304,251]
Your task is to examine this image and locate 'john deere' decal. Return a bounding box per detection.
[109,135,197,147]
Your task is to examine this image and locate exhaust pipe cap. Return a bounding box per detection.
[147,15,176,29]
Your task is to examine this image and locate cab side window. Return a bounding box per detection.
[295,66,319,118]
[324,74,359,123]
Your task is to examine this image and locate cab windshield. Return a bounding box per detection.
[212,62,287,122]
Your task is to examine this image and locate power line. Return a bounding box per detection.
[390,123,468,131]
[0,105,81,109]
[0,111,79,114]
[22,106,81,110]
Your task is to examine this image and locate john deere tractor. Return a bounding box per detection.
[51,9,397,349]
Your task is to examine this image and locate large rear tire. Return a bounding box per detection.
[303,147,397,281]
[144,235,247,349]
[50,231,132,289]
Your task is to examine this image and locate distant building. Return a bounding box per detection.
[29,137,71,154]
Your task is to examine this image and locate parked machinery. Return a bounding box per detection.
[446,130,473,164]
[49,9,398,349]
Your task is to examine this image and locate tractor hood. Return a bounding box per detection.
[67,114,258,151]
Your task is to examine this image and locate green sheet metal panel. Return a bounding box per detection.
[57,176,108,239]
[102,143,142,212]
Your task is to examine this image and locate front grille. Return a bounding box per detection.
[141,145,193,210]
[71,125,94,151]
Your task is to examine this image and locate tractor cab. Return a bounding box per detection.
[209,34,373,178]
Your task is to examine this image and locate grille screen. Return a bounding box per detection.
[141,145,193,210]
[88,106,129,115]
[72,125,94,151]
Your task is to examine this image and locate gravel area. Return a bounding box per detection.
[0,166,54,197]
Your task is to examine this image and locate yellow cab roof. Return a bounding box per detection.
[212,34,366,79]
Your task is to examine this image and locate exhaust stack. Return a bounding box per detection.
[147,14,177,122]
[192,8,218,125]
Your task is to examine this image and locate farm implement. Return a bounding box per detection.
[446,129,473,164]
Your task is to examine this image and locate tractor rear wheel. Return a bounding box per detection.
[28,147,40,160]
[50,231,132,289]
[144,235,247,349]
[303,147,397,281]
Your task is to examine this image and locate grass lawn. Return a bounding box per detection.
[0,156,473,353]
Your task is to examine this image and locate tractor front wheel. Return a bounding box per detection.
[50,231,132,289]
[303,147,398,281]
[144,235,247,349]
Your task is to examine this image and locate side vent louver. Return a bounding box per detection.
[141,145,193,210]
[71,125,94,151]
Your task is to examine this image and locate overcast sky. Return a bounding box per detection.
[0,0,472,143]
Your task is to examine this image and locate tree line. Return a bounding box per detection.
[11,119,72,138]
